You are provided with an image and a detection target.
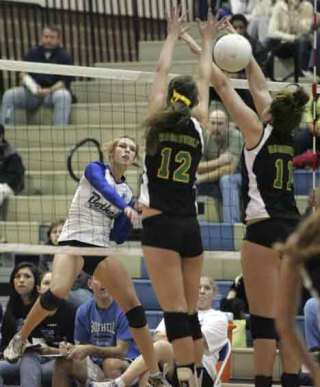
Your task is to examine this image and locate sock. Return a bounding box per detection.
[176,363,195,383]
[281,373,299,387]
[115,376,125,387]
[255,375,272,387]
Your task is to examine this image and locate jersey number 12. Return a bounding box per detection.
[157,147,192,183]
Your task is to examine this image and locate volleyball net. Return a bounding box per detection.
[0,59,318,258]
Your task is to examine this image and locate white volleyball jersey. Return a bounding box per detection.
[59,163,133,247]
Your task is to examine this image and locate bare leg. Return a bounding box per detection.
[20,254,83,341]
[143,246,195,365]
[182,255,204,365]
[52,358,88,387]
[241,241,301,377]
[121,340,175,386]
[94,257,159,373]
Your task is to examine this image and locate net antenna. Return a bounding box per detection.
[311,0,320,212]
[67,138,103,183]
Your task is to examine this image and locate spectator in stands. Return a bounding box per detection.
[294,95,320,157]
[1,25,73,127]
[52,276,139,387]
[304,297,320,352]
[0,124,25,209]
[230,14,268,73]
[264,0,313,81]
[197,106,243,223]
[90,276,228,387]
[0,267,75,387]
[247,0,272,45]
[39,219,65,272]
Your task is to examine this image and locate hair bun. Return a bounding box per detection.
[293,87,309,108]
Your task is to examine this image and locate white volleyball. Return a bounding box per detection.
[213,33,252,73]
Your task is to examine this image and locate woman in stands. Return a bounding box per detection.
[4,136,166,386]
[202,19,308,387]
[276,210,320,387]
[138,7,215,386]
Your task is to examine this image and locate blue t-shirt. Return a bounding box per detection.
[74,298,139,365]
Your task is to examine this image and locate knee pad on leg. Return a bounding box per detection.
[163,311,191,342]
[126,305,147,328]
[188,313,202,340]
[281,373,299,387]
[255,375,272,387]
[250,314,278,340]
[39,289,63,311]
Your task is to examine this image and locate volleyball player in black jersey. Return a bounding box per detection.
[199,19,309,387]
[138,8,215,386]
[275,210,320,387]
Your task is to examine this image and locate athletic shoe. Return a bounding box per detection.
[88,381,118,387]
[3,334,27,363]
[148,372,172,387]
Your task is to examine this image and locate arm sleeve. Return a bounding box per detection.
[84,162,127,210]
[110,212,132,244]
[74,306,90,344]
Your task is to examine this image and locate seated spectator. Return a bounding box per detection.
[247,0,272,45]
[0,124,24,209]
[220,274,249,348]
[230,14,268,75]
[90,276,229,387]
[304,298,320,352]
[39,219,92,308]
[294,95,320,157]
[264,0,313,81]
[197,107,243,223]
[0,267,75,387]
[52,276,139,387]
[39,219,65,272]
[1,25,73,127]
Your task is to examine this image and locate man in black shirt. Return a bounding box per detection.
[1,25,73,127]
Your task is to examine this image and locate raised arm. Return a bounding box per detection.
[193,9,217,126]
[147,7,186,117]
[245,57,272,120]
[181,20,263,148]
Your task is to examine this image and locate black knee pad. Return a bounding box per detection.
[250,314,278,340]
[281,373,299,387]
[164,311,191,342]
[126,305,147,328]
[188,313,202,340]
[255,375,272,387]
[39,289,63,311]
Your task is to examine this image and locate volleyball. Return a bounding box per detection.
[213,33,252,73]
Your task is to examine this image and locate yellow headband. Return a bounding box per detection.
[170,89,192,107]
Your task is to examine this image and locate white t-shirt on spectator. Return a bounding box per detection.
[155,309,228,380]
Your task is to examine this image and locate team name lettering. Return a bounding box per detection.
[159,132,200,148]
[268,145,294,156]
[91,321,115,334]
[87,191,116,217]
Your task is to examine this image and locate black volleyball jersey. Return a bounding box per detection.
[241,123,300,223]
[139,117,204,216]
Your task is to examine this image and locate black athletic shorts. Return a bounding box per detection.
[58,240,106,275]
[142,214,203,258]
[244,218,299,248]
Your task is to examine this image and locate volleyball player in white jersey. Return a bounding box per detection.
[200,19,309,387]
[4,136,165,386]
[138,7,215,386]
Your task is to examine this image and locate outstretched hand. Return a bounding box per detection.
[197,8,218,40]
[167,6,187,38]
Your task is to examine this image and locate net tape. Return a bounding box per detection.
[0,59,317,92]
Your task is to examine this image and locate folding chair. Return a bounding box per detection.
[214,338,232,387]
